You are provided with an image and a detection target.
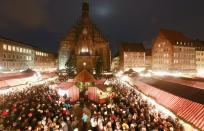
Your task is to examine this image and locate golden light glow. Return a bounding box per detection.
[3,44,7,50]
[8,45,11,51]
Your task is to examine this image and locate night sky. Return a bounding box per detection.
[0,0,204,55]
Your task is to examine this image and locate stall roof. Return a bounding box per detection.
[74,70,95,82]
[135,81,204,130]
[57,82,75,89]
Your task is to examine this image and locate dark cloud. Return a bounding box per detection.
[0,0,48,29]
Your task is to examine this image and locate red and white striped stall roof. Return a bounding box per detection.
[134,81,204,130]
[0,81,8,88]
[0,73,34,88]
[57,82,75,89]
[0,72,34,81]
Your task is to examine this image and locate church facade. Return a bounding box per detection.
[58,0,111,73]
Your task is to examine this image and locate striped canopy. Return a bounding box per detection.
[134,81,204,130]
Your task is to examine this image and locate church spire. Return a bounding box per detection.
[82,0,89,17]
[83,0,88,3]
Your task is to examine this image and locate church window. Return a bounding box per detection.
[81,48,89,53]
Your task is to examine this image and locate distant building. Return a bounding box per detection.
[152,29,196,73]
[0,37,57,72]
[58,0,111,73]
[194,40,204,72]
[111,56,120,72]
[145,49,152,70]
[34,49,57,72]
[120,43,145,71]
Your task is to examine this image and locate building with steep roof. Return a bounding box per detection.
[119,43,145,70]
[58,0,111,73]
[152,28,196,73]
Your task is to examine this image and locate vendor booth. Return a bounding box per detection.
[56,82,80,102]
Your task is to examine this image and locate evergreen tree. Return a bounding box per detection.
[65,51,76,77]
[96,56,103,78]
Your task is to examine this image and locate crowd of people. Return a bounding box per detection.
[0,85,73,130]
[87,83,184,131]
[0,79,184,131]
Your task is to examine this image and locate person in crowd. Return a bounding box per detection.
[0,78,184,131]
[82,112,88,129]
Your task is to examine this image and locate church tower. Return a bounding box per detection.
[58,0,111,72]
[82,0,89,18]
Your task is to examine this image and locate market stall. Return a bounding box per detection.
[56,82,79,102]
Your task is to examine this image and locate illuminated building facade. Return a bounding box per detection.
[145,49,152,70]
[58,0,111,72]
[34,50,57,72]
[111,56,120,72]
[152,29,196,73]
[0,37,57,72]
[120,43,145,70]
[194,40,204,73]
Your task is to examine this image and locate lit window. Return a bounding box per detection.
[8,45,11,51]
[3,44,7,50]
[12,46,16,51]
[81,48,89,53]
[16,47,19,52]
[23,48,26,53]
[20,48,22,53]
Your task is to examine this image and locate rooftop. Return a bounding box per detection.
[159,28,191,44]
[121,43,145,52]
[0,36,56,54]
